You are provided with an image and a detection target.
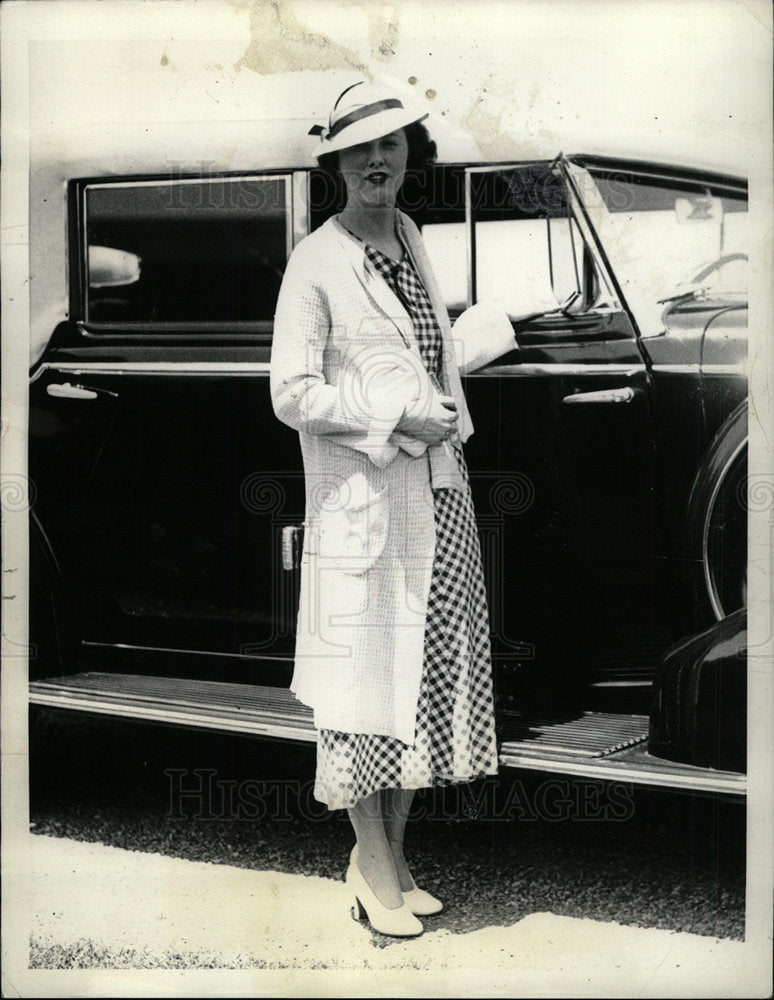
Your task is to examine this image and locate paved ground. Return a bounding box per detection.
[28,711,749,942]
[11,833,756,997]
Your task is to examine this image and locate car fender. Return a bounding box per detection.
[649,606,746,773]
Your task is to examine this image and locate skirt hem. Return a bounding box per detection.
[314,765,500,811]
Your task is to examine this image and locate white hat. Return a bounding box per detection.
[309,82,428,158]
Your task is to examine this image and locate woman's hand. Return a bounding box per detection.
[399,393,459,446]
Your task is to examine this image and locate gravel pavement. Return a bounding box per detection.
[21,708,751,992]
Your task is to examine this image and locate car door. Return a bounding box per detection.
[431,161,669,711]
[29,171,308,684]
[567,158,749,626]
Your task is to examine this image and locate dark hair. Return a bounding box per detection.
[313,120,437,217]
[398,120,437,214]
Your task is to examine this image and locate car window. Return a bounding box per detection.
[82,175,292,329]
[421,221,467,312]
[468,166,602,317]
[580,168,748,335]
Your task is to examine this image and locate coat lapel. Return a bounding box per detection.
[329,217,419,353]
[326,212,473,444]
[396,211,475,444]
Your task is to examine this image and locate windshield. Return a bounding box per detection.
[573,165,748,335]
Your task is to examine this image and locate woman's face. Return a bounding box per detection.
[338,129,409,211]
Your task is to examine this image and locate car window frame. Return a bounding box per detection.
[70,169,307,341]
[464,161,627,344]
[563,157,749,341]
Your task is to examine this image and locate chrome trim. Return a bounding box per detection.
[35,361,648,380]
[80,640,292,662]
[702,436,747,621]
[561,164,620,307]
[464,169,474,308]
[281,525,304,571]
[650,364,700,374]
[292,171,309,248]
[562,386,638,404]
[284,175,293,260]
[589,680,652,688]
[466,363,646,377]
[36,360,743,378]
[562,161,628,317]
[28,689,316,742]
[498,750,746,796]
[80,174,295,196]
[700,364,748,376]
[33,361,272,379]
[651,364,747,375]
[75,324,274,341]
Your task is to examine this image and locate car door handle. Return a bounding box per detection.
[47,382,119,399]
[562,387,640,405]
[281,524,304,570]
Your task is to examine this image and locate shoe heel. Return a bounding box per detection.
[351,896,367,922]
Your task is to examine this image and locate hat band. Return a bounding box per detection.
[326,98,404,140]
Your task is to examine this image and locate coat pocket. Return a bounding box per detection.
[317,477,389,576]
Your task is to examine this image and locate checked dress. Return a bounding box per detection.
[314,239,499,810]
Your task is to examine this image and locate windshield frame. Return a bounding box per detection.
[563,156,748,339]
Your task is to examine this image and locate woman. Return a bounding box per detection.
[270,82,499,937]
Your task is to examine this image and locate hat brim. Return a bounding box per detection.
[313,107,429,158]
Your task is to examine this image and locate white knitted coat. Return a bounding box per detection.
[270,211,474,744]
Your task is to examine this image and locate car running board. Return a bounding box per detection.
[29,673,746,797]
[29,672,316,743]
[499,711,745,797]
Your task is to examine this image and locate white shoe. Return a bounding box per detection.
[402,877,444,916]
[345,850,424,937]
[349,844,442,917]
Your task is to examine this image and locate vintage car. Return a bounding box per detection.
[27,118,748,797]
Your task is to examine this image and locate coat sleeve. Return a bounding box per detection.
[270,243,416,454]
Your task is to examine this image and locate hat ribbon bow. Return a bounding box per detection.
[308,98,403,142]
